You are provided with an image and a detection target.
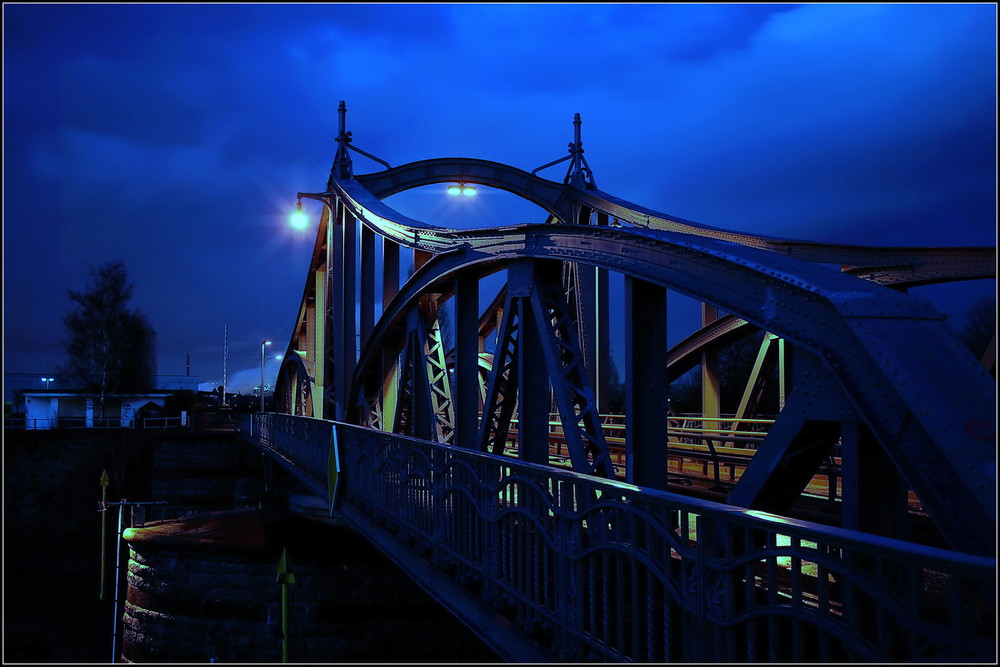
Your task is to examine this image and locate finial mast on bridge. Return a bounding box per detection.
[566,112,597,189]
[329,100,391,186]
[332,100,354,182]
[532,112,597,189]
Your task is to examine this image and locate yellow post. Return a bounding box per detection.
[700,303,720,422]
[99,469,109,600]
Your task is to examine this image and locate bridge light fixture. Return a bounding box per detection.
[447,183,477,197]
[289,198,309,231]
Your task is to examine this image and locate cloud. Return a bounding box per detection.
[3,2,995,382]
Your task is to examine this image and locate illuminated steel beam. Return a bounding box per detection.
[279,116,994,556]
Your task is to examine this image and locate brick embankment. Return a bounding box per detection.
[121,507,501,663]
[5,428,499,663]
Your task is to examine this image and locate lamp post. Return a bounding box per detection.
[41,377,54,389]
[261,340,272,412]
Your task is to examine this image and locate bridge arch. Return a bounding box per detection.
[260,111,995,661]
[278,126,994,557]
[274,351,314,417]
[355,158,575,224]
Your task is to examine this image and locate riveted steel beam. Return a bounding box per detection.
[477,289,520,456]
[571,187,997,278]
[273,150,998,555]
[347,226,994,554]
[453,271,480,449]
[624,276,669,490]
[728,346,856,514]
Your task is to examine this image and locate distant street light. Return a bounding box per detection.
[41,376,54,389]
[261,340,272,412]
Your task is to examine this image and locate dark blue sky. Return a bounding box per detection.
[3,3,996,392]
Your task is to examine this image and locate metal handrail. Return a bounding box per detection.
[247,413,996,662]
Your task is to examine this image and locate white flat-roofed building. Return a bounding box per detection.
[21,392,176,429]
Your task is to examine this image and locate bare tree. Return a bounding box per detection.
[60,261,157,416]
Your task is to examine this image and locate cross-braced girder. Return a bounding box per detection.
[276,111,995,557]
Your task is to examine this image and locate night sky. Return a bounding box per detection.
[3,3,996,393]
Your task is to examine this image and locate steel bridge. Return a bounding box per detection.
[244,102,996,662]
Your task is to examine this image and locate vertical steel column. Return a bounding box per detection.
[331,200,346,420]
[595,265,610,415]
[360,224,375,349]
[700,303,720,421]
[840,422,909,539]
[624,277,669,490]
[313,267,326,417]
[454,272,480,448]
[383,238,399,309]
[577,263,597,400]
[515,263,551,465]
[594,211,611,414]
[377,239,400,430]
[380,341,400,434]
[777,337,786,410]
[342,208,358,415]
[323,204,335,420]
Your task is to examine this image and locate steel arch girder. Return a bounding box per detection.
[349,228,995,555]
[571,187,998,279]
[356,158,576,224]
[275,352,315,418]
[344,165,995,292]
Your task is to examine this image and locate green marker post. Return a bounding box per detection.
[276,548,295,663]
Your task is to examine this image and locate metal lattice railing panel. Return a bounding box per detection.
[312,420,994,663]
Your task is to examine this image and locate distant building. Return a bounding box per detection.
[4,373,200,424]
[21,392,175,429]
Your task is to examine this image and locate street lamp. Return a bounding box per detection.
[289,198,309,231]
[41,377,54,389]
[261,340,272,412]
[447,183,477,197]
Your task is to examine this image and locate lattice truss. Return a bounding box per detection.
[273,106,995,557]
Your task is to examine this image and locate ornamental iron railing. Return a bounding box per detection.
[249,413,995,662]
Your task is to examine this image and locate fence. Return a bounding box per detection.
[250,413,996,662]
[4,416,192,430]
